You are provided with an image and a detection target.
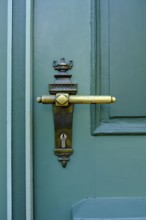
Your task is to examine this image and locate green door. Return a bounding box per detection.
[32,0,146,219]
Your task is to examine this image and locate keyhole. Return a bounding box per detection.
[60,134,67,148]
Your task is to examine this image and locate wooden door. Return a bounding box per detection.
[31,0,146,219]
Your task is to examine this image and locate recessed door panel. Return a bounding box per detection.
[92,0,146,134]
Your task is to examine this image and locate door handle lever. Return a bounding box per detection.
[37,94,116,105]
[37,58,116,167]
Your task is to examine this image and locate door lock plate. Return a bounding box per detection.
[50,58,77,167]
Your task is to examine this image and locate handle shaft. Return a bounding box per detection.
[37,95,116,104]
[69,96,116,104]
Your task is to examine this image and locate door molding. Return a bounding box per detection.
[7,0,13,219]
[91,0,146,135]
[25,0,34,219]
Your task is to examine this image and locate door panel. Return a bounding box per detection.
[109,0,146,117]
[34,0,146,219]
[34,1,94,219]
[92,0,146,134]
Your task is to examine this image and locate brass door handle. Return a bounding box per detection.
[37,94,116,106]
[37,58,116,167]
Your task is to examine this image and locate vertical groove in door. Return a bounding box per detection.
[7,0,12,219]
[25,0,33,219]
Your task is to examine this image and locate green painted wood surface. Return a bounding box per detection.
[0,0,7,219]
[110,0,146,117]
[72,198,146,219]
[92,0,146,134]
[33,0,146,219]
[12,0,26,219]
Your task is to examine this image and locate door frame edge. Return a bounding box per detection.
[7,0,13,219]
[25,0,34,219]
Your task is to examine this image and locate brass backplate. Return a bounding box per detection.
[49,58,77,167]
[53,104,74,167]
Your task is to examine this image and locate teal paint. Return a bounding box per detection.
[91,0,146,134]
[34,1,92,219]
[7,0,12,218]
[25,0,34,219]
[110,0,146,117]
[12,0,26,219]
[33,0,146,219]
[72,198,146,219]
[0,0,7,219]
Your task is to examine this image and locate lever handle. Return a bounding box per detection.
[36,58,117,167]
[37,93,116,106]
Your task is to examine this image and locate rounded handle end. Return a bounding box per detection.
[111,97,116,103]
[37,97,42,103]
